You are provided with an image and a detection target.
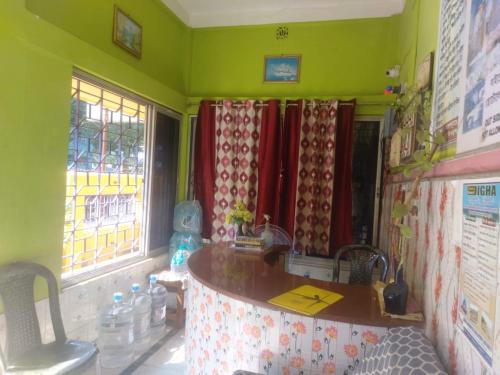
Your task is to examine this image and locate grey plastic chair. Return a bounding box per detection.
[332,245,389,285]
[0,262,97,374]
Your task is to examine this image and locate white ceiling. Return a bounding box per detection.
[162,0,406,28]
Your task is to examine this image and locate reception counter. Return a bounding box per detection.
[185,244,418,375]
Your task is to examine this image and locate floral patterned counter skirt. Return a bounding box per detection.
[185,276,388,375]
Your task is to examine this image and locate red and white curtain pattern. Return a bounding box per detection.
[211,100,263,242]
[293,100,338,256]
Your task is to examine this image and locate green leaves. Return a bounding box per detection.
[416,130,429,144]
[392,202,410,219]
[420,160,434,171]
[403,166,413,177]
[413,150,427,163]
[396,223,413,239]
[434,132,446,145]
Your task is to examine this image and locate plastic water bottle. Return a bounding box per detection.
[98,292,134,368]
[147,274,168,329]
[170,244,189,277]
[128,283,152,346]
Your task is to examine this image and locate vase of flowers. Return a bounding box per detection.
[226,201,253,238]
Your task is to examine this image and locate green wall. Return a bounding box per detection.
[0,0,189,288]
[189,18,400,99]
[26,0,192,95]
[0,0,442,294]
[396,0,440,86]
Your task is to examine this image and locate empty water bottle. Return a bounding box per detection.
[128,283,152,345]
[147,274,168,329]
[98,292,134,368]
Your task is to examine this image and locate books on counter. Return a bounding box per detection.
[230,236,265,252]
[268,285,344,316]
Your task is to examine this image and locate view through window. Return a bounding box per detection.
[62,75,147,277]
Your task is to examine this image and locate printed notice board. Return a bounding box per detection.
[432,0,500,155]
[460,182,500,365]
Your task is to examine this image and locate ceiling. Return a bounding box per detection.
[162,0,406,28]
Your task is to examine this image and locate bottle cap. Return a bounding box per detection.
[149,274,158,283]
[131,283,140,292]
[113,292,123,303]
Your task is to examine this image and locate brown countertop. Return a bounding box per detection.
[188,243,421,328]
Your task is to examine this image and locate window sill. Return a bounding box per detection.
[61,250,168,290]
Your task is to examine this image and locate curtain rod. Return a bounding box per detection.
[209,102,355,108]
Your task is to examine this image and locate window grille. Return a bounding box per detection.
[62,76,147,277]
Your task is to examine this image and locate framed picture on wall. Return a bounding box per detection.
[416,52,434,91]
[399,111,417,162]
[264,55,301,83]
[113,6,143,58]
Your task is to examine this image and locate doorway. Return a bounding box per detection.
[351,118,383,246]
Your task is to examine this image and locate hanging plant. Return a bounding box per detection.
[390,86,446,273]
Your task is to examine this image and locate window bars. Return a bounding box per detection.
[62,76,147,277]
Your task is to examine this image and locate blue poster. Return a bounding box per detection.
[460,182,500,365]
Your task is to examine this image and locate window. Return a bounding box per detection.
[83,194,136,225]
[62,75,147,277]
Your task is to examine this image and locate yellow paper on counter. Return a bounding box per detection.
[268,285,343,316]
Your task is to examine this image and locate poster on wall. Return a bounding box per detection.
[433,0,500,155]
[432,0,467,155]
[457,1,500,153]
[460,182,500,365]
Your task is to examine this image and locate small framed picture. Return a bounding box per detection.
[264,55,301,83]
[416,52,434,91]
[113,6,142,58]
[400,112,417,162]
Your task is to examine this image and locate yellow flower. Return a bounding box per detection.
[226,201,253,224]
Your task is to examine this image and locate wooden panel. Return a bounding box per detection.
[149,112,180,250]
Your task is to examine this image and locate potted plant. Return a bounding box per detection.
[225,201,254,237]
[383,87,446,315]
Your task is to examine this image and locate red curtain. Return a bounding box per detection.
[292,100,338,257]
[331,99,356,252]
[193,100,216,239]
[278,100,302,237]
[195,100,283,242]
[255,100,282,225]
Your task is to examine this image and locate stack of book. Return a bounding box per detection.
[231,236,265,252]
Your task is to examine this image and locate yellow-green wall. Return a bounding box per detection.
[0,0,189,285]
[396,0,440,86]
[26,0,192,95]
[0,0,441,292]
[189,18,400,112]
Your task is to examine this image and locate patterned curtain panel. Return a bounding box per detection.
[293,99,338,256]
[211,100,263,242]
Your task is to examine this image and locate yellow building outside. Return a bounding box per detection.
[62,171,144,276]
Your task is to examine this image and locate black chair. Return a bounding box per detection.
[0,262,97,374]
[332,245,389,285]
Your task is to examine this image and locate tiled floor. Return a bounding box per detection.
[82,327,186,375]
[132,329,186,374]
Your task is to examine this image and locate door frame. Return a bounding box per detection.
[143,106,183,257]
[354,116,384,246]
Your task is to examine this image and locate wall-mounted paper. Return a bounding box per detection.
[460,182,500,365]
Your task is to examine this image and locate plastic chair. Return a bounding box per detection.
[332,245,389,285]
[0,262,97,374]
